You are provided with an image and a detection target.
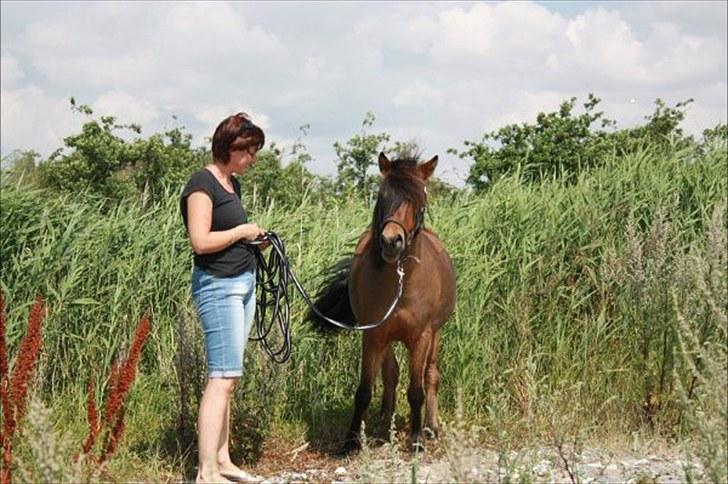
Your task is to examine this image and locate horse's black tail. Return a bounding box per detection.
[307,257,355,334]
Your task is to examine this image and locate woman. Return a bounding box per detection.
[180,113,267,483]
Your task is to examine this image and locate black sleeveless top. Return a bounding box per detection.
[180,168,257,277]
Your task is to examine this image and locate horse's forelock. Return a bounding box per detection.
[373,158,426,230]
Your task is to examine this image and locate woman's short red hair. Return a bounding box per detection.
[211,112,265,164]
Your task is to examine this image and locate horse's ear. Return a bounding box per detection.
[378,152,392,175]
[418,155,438,181]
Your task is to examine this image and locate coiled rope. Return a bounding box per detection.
[246,231,405,364]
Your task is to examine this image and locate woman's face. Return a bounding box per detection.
[228,139,258,174]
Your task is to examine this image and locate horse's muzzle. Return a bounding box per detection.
[381,234,404,263]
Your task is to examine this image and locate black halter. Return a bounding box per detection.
[377,206,425,255]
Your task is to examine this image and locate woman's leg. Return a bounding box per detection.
[217,400,236,470]
[197,377,236,482]
[195,269,258,482]
[218,270,258,474]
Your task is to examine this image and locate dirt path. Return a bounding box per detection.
[247,437,704,483]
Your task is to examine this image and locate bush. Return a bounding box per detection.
[452,94,699,191]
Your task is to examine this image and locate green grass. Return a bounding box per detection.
[1,140,726,479]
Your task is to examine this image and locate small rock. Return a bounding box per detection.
[334,466,347,477]
[533,460,551,476]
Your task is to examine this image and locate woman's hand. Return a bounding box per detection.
[234,223,267,242]
[234,223,271,250]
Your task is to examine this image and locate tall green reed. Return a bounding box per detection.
[0,140,725,457]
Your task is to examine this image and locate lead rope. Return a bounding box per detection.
[246,231,405,364]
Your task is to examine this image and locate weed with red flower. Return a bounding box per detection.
[1,292,45,484]
[76,314,150,470]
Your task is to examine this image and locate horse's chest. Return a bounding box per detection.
[349,258,440,325]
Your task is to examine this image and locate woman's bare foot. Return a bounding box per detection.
[218,464,262,483]
[196,470,233,483]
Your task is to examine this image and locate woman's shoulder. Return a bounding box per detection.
[182,168,216,198]
[190,167,215,183]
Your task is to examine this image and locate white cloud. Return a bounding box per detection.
[563,8,647,81]
[1,1,725,186]
[154,2,284,61]
[480,91,572,132]
[303,56,326,81]
[15,2,284,94]
[1,86,81,156]
[393,81,444,108]
[558,7,722,88]
[93,91,159,126]
[431,2,563,64]
[1,54,24,88]
[617,1,727,38]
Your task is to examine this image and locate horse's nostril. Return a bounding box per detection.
[394,235,404,249]
[382,233,404,253]
[384,234,403,250]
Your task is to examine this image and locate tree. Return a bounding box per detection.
[38,99,205,204]
[701,123,727,146]
[610,98,695,154]
[451,94,696,192]
[130,121,208,205]
[451,94,615,191]
[1,150,42,186]
[334,112,390,196]
[242,126,327,209]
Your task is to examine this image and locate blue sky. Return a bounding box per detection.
[2,1,726,185]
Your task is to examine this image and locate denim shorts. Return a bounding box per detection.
[191,266,256,378]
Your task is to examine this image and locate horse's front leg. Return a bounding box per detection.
[380,343,399,430]
[342,334,386,454]
[406,330,433,452]
[424,330,441,438]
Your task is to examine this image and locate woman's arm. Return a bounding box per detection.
[186,191,265,254]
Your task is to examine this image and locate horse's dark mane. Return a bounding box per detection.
[372,155,427,233]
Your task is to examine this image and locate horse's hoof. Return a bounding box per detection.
[379,411,395,427]
[423,427,438,439]
[337,439,360,457]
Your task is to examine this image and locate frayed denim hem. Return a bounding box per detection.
[208,370,243,378]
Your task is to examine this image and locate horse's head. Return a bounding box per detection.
[374,152,438,264]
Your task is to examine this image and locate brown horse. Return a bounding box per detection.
[310,152,456,452]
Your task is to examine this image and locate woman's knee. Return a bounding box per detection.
[207,377,238,397]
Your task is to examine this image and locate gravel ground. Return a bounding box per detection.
[248,439,705,483]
